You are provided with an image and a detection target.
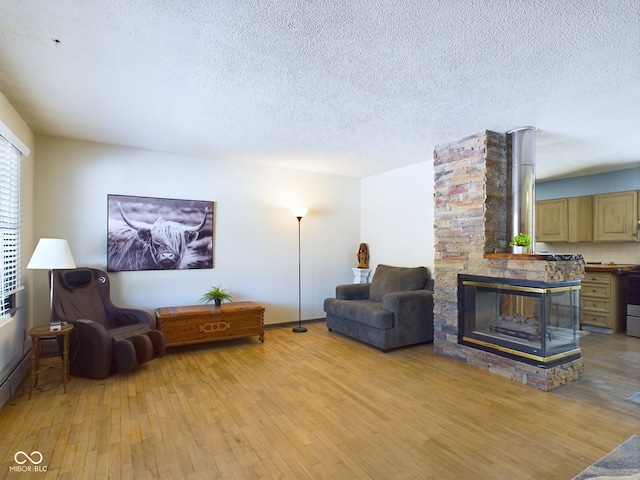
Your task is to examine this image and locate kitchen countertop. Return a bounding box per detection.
[484,253,584,261]
[584,263,640,274]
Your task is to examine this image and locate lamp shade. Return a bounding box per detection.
[27,238,76,270]
[290,207,308,218]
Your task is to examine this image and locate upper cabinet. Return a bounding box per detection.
[537,198,568,242]
[536,195,593,243]
[568,196,594,242]
[593,190,639,242]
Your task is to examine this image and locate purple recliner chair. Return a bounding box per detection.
[52,268,165,379]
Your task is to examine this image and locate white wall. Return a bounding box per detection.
[0,92,35,382]
[33,136,361,325]
[360,161,435,275]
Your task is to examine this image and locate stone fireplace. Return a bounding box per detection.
[433,130,585,391]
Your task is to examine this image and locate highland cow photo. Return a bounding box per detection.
[107,195,214,272]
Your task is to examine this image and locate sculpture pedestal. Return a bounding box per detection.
[352,268,371,284]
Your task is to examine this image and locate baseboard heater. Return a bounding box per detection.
[0,348,31,408]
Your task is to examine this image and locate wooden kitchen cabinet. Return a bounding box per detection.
[593,190,638,242]
[536,196,592,243]
[536,198,568,242]
[580,271,627,333]
[567,196,593,242]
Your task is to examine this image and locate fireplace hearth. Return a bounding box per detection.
[458,274,581,368]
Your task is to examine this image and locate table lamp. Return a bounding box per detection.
[27,238,76,331]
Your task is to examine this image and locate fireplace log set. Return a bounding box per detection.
[490,313,541,340]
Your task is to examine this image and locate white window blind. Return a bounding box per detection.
[0,134,21,318]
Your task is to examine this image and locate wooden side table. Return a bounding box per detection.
[29,323,73,399]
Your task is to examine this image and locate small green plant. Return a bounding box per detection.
[509,233,532,248]
[199,284,233,306]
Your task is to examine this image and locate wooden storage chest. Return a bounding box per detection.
[155,301,265,347]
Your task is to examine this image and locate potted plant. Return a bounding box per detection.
[199,284,233,306]
[509,233,532,254]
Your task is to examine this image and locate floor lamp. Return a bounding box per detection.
[27,238,76,331]
[291,207,308,333]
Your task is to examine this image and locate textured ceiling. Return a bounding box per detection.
[0,0,638,179]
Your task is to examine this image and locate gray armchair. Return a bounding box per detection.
[323,264,434,351]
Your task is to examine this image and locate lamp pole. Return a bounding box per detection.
[291,208,308,333]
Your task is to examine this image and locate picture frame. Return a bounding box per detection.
[107,194,214,272]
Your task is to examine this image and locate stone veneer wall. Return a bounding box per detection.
[432,130,584,391]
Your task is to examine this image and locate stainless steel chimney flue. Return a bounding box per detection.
[507,127,536,253]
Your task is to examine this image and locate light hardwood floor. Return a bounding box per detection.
[1,322,639,479]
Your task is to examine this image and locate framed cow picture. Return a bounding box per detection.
[107,194,214,271]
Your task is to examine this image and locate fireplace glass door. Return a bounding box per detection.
[459,275,581,367]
